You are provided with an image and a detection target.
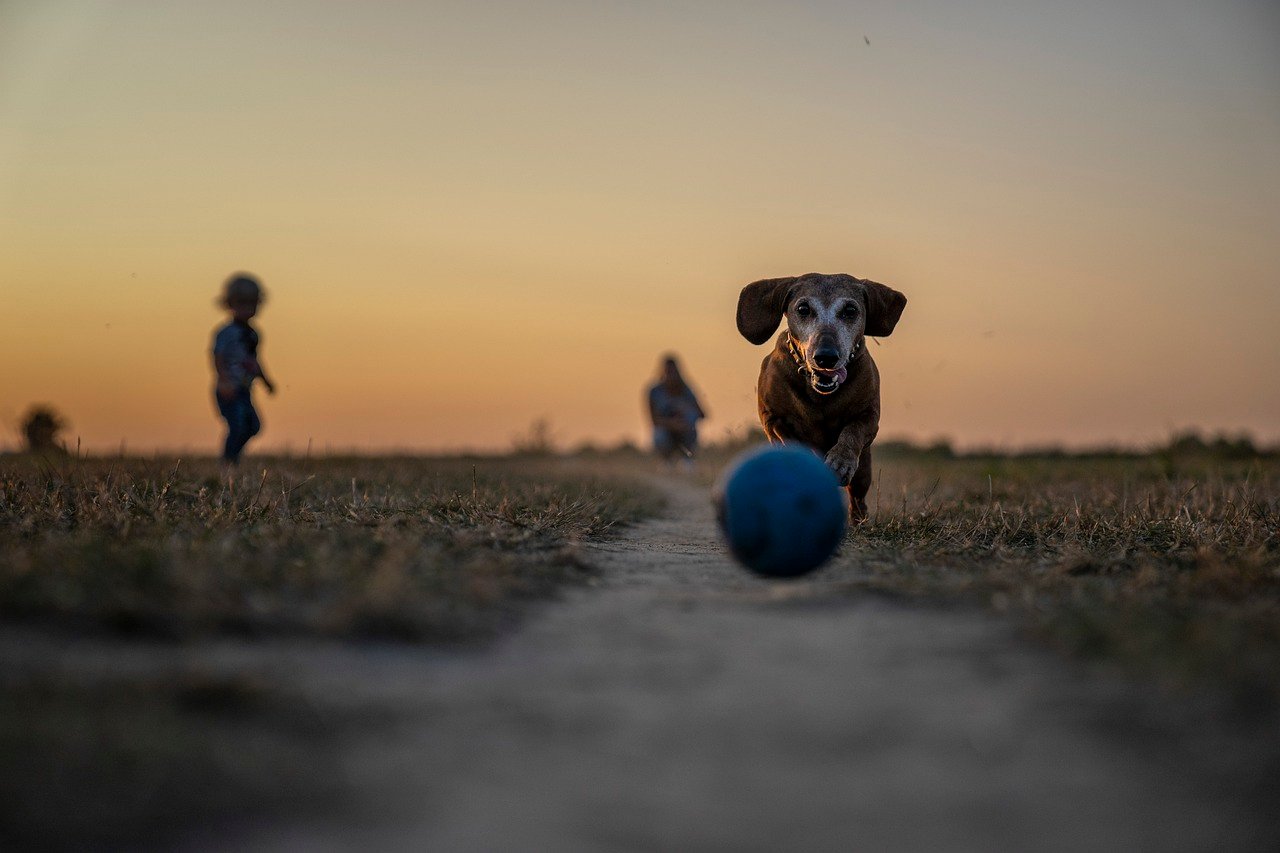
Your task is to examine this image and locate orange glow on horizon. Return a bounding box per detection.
[3,2,1278,454]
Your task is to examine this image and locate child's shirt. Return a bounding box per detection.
[649,382,705,430]
[212,320,261,390]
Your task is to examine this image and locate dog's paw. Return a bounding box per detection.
[824,448,859,486]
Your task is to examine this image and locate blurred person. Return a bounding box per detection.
[647,354,706,468]
[211,273,276,464]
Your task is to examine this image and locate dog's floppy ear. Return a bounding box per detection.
[862,279,907,337]
[737,277,797,345]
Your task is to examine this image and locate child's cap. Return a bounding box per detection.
[221,272,265,306]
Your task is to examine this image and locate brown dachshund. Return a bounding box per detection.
[737,273,907,521]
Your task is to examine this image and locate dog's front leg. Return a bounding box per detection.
[846,445,874,523]
[823,421,875,487]
[827,424,877,523]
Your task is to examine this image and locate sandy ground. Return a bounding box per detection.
[6,474,1273,851]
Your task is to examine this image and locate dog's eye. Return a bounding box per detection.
[795,302,812,317]
[840,305,859,320]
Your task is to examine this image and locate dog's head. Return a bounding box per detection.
[737,272,907,395]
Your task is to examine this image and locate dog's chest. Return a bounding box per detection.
[767,372,874,452]
[802,404,855,450]
[773,386,855,450]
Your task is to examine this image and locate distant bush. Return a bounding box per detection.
[609,438,642,455]
[877,438,956,459]
[21,406,68,454]
[874,431,1273,461]
[1161,430,1264,461]
[570,437,644,457]
[510,418,558,456]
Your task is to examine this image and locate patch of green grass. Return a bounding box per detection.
[0,455,662,640]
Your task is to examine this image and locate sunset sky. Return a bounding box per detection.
[2,0,1278,453]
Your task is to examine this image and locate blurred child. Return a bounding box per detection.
[212,273,275,464]
[647,354,706,468]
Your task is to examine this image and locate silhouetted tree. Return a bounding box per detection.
[22,406,67,453]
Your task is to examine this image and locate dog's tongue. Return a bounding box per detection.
[815,366,847,385]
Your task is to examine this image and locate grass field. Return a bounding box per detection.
[0,453,661,849]
[844,450,1280,711]
[2,447,1277,847]
[0,454,661,641]
[7,447,1274,697]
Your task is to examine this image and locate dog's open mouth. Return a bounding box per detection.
[809,366,847,395]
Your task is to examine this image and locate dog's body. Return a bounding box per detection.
[737,273,907,521]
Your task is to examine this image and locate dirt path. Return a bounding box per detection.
[209,474,1268,851]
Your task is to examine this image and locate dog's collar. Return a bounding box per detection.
[782,331,862,376]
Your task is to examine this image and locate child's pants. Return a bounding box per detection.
[653,425,698,460]
[216,388,261,463]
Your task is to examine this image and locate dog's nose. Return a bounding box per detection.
[813,349,841,369]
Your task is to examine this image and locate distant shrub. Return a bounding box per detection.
[1161,430,1266,461]
[610,438,642,456]
[876,438,956,459]
[510,418,558,456]
[21,406,67,454]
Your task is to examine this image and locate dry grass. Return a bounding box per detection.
[0,454,662,640]
[2,449,1278,846]
[0,453,662,850]
[839,453,1280,707]
[5,448,1276,700]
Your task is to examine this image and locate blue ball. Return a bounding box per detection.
[715,445,849,577]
